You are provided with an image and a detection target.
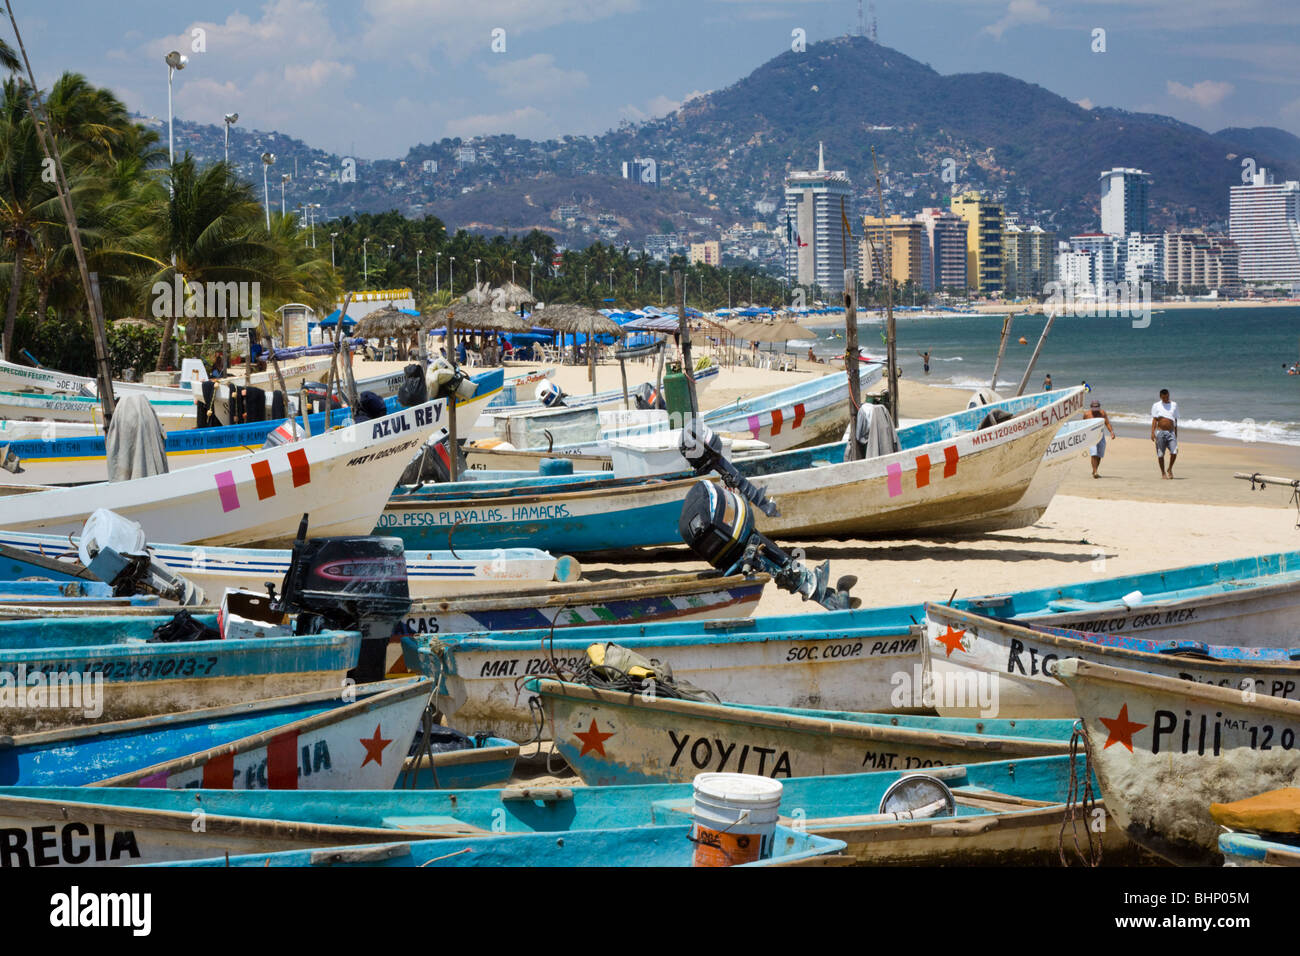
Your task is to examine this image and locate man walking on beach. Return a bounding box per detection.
[1150,388,1179,479]
[1083,399,1115,479]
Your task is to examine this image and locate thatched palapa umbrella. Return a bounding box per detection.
[533,304,626,393]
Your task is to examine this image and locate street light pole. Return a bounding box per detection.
[280,173,289,216]
[417,249,423,291]
[329,232,338,270]
[474,258,481,289]
[223,112,238,164]
[165,51,188,195]
[363,237,370,285]
[435,253,442,293]
[260,152,275,231]
[449,256,455,297]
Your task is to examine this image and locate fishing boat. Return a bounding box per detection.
[529,677,1073,784]
[923,602,1300,718]
[471,364,879,464]
[145,823,843,867]
[0,679,484,789]
[0,754,1147,867]
[0,529,567,600]
[380,387,1086,553]
[0,367,502,486]
[390,571,765,644]
[0,612,363,733]
[1053,657,1300,865]
[0,390,199,427]
[1219,832,1300,866]
[0,400,449,547]
[402,608,929,740]
[0,353,338,399]
[972,417,1103,532]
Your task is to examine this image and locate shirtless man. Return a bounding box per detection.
[1083,399,1116,478]
[1150,388,1179,479]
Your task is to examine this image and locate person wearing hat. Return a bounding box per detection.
[1083,399,1115,479]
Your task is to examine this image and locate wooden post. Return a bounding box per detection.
[446,310,459,481]
[85,273,116,426]
[990,314,1012,391]
[588,329,596,395]
[674,271,699,423]
[1015,312,1055,396]
[843,268,862,460]
[619,352,630,410]
[870,148,898,424]
[299,387,312,437]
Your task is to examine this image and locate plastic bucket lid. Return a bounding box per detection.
[694,773,784,807]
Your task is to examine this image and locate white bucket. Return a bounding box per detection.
[691,772,783,867]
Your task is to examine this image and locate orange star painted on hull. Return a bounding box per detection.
[1099,704,1147,752]
[574,719,615,757]
[935,625,967,657]
[360,724,393,767]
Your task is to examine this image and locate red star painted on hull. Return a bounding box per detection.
[360,724,393,767]
[935,625,967,657]
[574,719,615,757]
[1099,704,1147,752]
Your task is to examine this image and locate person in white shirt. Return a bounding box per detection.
[1150,388,1179,479]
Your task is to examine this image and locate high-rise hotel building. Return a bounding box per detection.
[1100,168,1150,237]
[951,192,1004,294]
[783,143,853,298]
[1229,167,1300,285]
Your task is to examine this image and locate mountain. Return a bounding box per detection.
[169,36,1300,244]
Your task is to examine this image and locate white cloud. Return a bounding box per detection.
[1166,79,1234,108]
[482,54,588,100]
[982,0,1050,39]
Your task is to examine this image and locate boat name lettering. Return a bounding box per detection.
[860,751,949,771]
[4,656,219,680]
[0,823,140,867]
[1149,709,1299,756]
[1006,637,1058,678]
[1064,607,1198,633]
[180,739,334,789]
[1176,673,1299,700]
[347,438,421,467]
[786,641,863,662]
[666,730,792,777]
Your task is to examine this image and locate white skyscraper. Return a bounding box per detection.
[1230,167,1300,285]
[784,143,852,298]
[1099,168,1150,237]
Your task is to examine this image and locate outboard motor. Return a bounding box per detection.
[678,481,858,611]
[537,379,566,408]
[270,515,412,684]
[77,509,206,606]
[679,419,779,517]
[632,382,666,411]
[301,382,346,415]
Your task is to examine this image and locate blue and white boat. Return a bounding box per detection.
[380,387,1086,553]
[402,541,1300,739]
[0,612,363,733]
[0,754,1145,867]
[924,602,1300,718]
[1,368,503,486]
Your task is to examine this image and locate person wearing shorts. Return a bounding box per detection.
[1083,399,1115,478]
[1150,388,1179,479]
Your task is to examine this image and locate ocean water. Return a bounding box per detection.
[807,307,1300,447]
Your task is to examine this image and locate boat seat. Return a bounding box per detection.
[649,798,695,824]
[379,814,494,836]
[1210,788,1300,834]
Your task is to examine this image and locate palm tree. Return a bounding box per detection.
[149,157,278,369]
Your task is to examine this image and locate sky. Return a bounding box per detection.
[15,0,1300,159]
